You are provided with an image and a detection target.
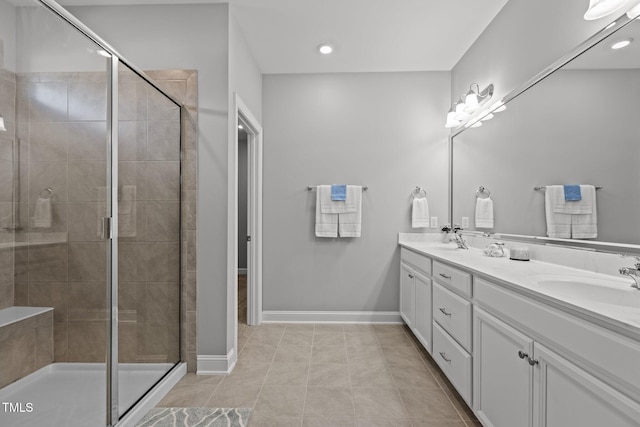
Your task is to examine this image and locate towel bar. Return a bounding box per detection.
[534,185,603,191]
[307,185,368,191]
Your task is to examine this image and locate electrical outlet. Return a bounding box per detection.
[430,217,438,228]
[461,217,469,228]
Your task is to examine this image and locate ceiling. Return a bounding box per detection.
[56,0,510,74]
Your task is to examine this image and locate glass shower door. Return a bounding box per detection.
[116,62,181,418]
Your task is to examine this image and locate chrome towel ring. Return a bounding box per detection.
[476,186,491,199]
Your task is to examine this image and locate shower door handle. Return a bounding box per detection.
[100,217,112,240]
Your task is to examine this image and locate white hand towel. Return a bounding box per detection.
[412,198,430,228]
[475,197,494,229]
[545,186,571,238]
[315,185,338,238]
[338,185,362,237]
[32,196,52,228]
[320,185,358,214]
[119,185,137,238]
[552,184,593,214]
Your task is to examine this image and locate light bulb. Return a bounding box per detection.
[584,0,627,20]
[318,44,333,55]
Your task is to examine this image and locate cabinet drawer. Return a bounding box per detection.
[433,282,472,352]
[433,322,472,406]
[433,260,472,297]
[401,247,432,276]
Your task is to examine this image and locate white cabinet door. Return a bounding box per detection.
[533,343,640,427]
[413,271,432,352]
[400,262,415,329]
[474,307,534,427]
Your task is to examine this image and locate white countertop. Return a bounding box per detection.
[399,239,640,340]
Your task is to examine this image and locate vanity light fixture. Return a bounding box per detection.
[0,115,6,132]
[628,3,640,18]
[611,38,633,49]
[318,44,333,55]
[444,83,494,128]
[584,0,627,20]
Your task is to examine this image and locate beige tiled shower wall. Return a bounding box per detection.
[0,67,16,310]
[11,68,197,370]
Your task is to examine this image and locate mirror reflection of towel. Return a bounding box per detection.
[475,197,494,229]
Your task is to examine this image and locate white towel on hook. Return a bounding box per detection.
[338,185,362,237]
[119,185,137,238]
[412,197,430,228]
[315,185,338,237]
[475,197,494,229]
[32,196,52,228]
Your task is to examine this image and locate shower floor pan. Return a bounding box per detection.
[0,362,173,427]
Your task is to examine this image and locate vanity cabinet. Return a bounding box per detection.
[474,278,640,427]
[400,248,432,352]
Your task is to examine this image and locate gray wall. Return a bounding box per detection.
[262,72,449,312]
[452,0,608,106]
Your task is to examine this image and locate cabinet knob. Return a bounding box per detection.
[439,352,451,363]
[439,273,452,280]
[517,350,528,359]
[439,307,452,316]
[527,357,539,366]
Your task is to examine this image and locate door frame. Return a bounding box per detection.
[229,94,263,356]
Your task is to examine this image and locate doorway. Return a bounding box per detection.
[231,94,263,362]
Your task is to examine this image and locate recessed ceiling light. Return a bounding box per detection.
[318,44,333,55]
[611,38,632,50]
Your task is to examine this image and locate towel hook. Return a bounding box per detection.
[476,186,491,199]
[39,188,53,199]
[410,186,427,200]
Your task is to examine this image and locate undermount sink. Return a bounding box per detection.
[528,274,640,308]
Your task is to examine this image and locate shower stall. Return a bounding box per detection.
[0,0,188,426]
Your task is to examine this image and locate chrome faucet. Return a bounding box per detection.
[453,230,469,250]
[619,262,640,290]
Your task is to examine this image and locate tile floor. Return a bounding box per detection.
[157,276,480,427]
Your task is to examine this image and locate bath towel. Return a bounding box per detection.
[320,185,357,214]
[412,197,430,228]
[545,186,572,238]
[570,185,597,239]
[338,185,363,237]
[32,196,52,228]
[331,184,347,201]
[315,185,338,237]
[119,185,137,238]
[475,197,494,229]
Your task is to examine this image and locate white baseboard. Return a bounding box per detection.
[261,311,402,324]
[116,362,186,427]
[197,348,237,375]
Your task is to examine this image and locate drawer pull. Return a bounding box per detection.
[439,273,452,280]
[439,352,451,363]
[439,307,452,316]
[527,357,539,366]
[408,274,414,279]
[517,351,528,359]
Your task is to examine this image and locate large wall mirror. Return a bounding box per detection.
[451,13,640,252]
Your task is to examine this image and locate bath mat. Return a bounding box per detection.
[136,407,251,427]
